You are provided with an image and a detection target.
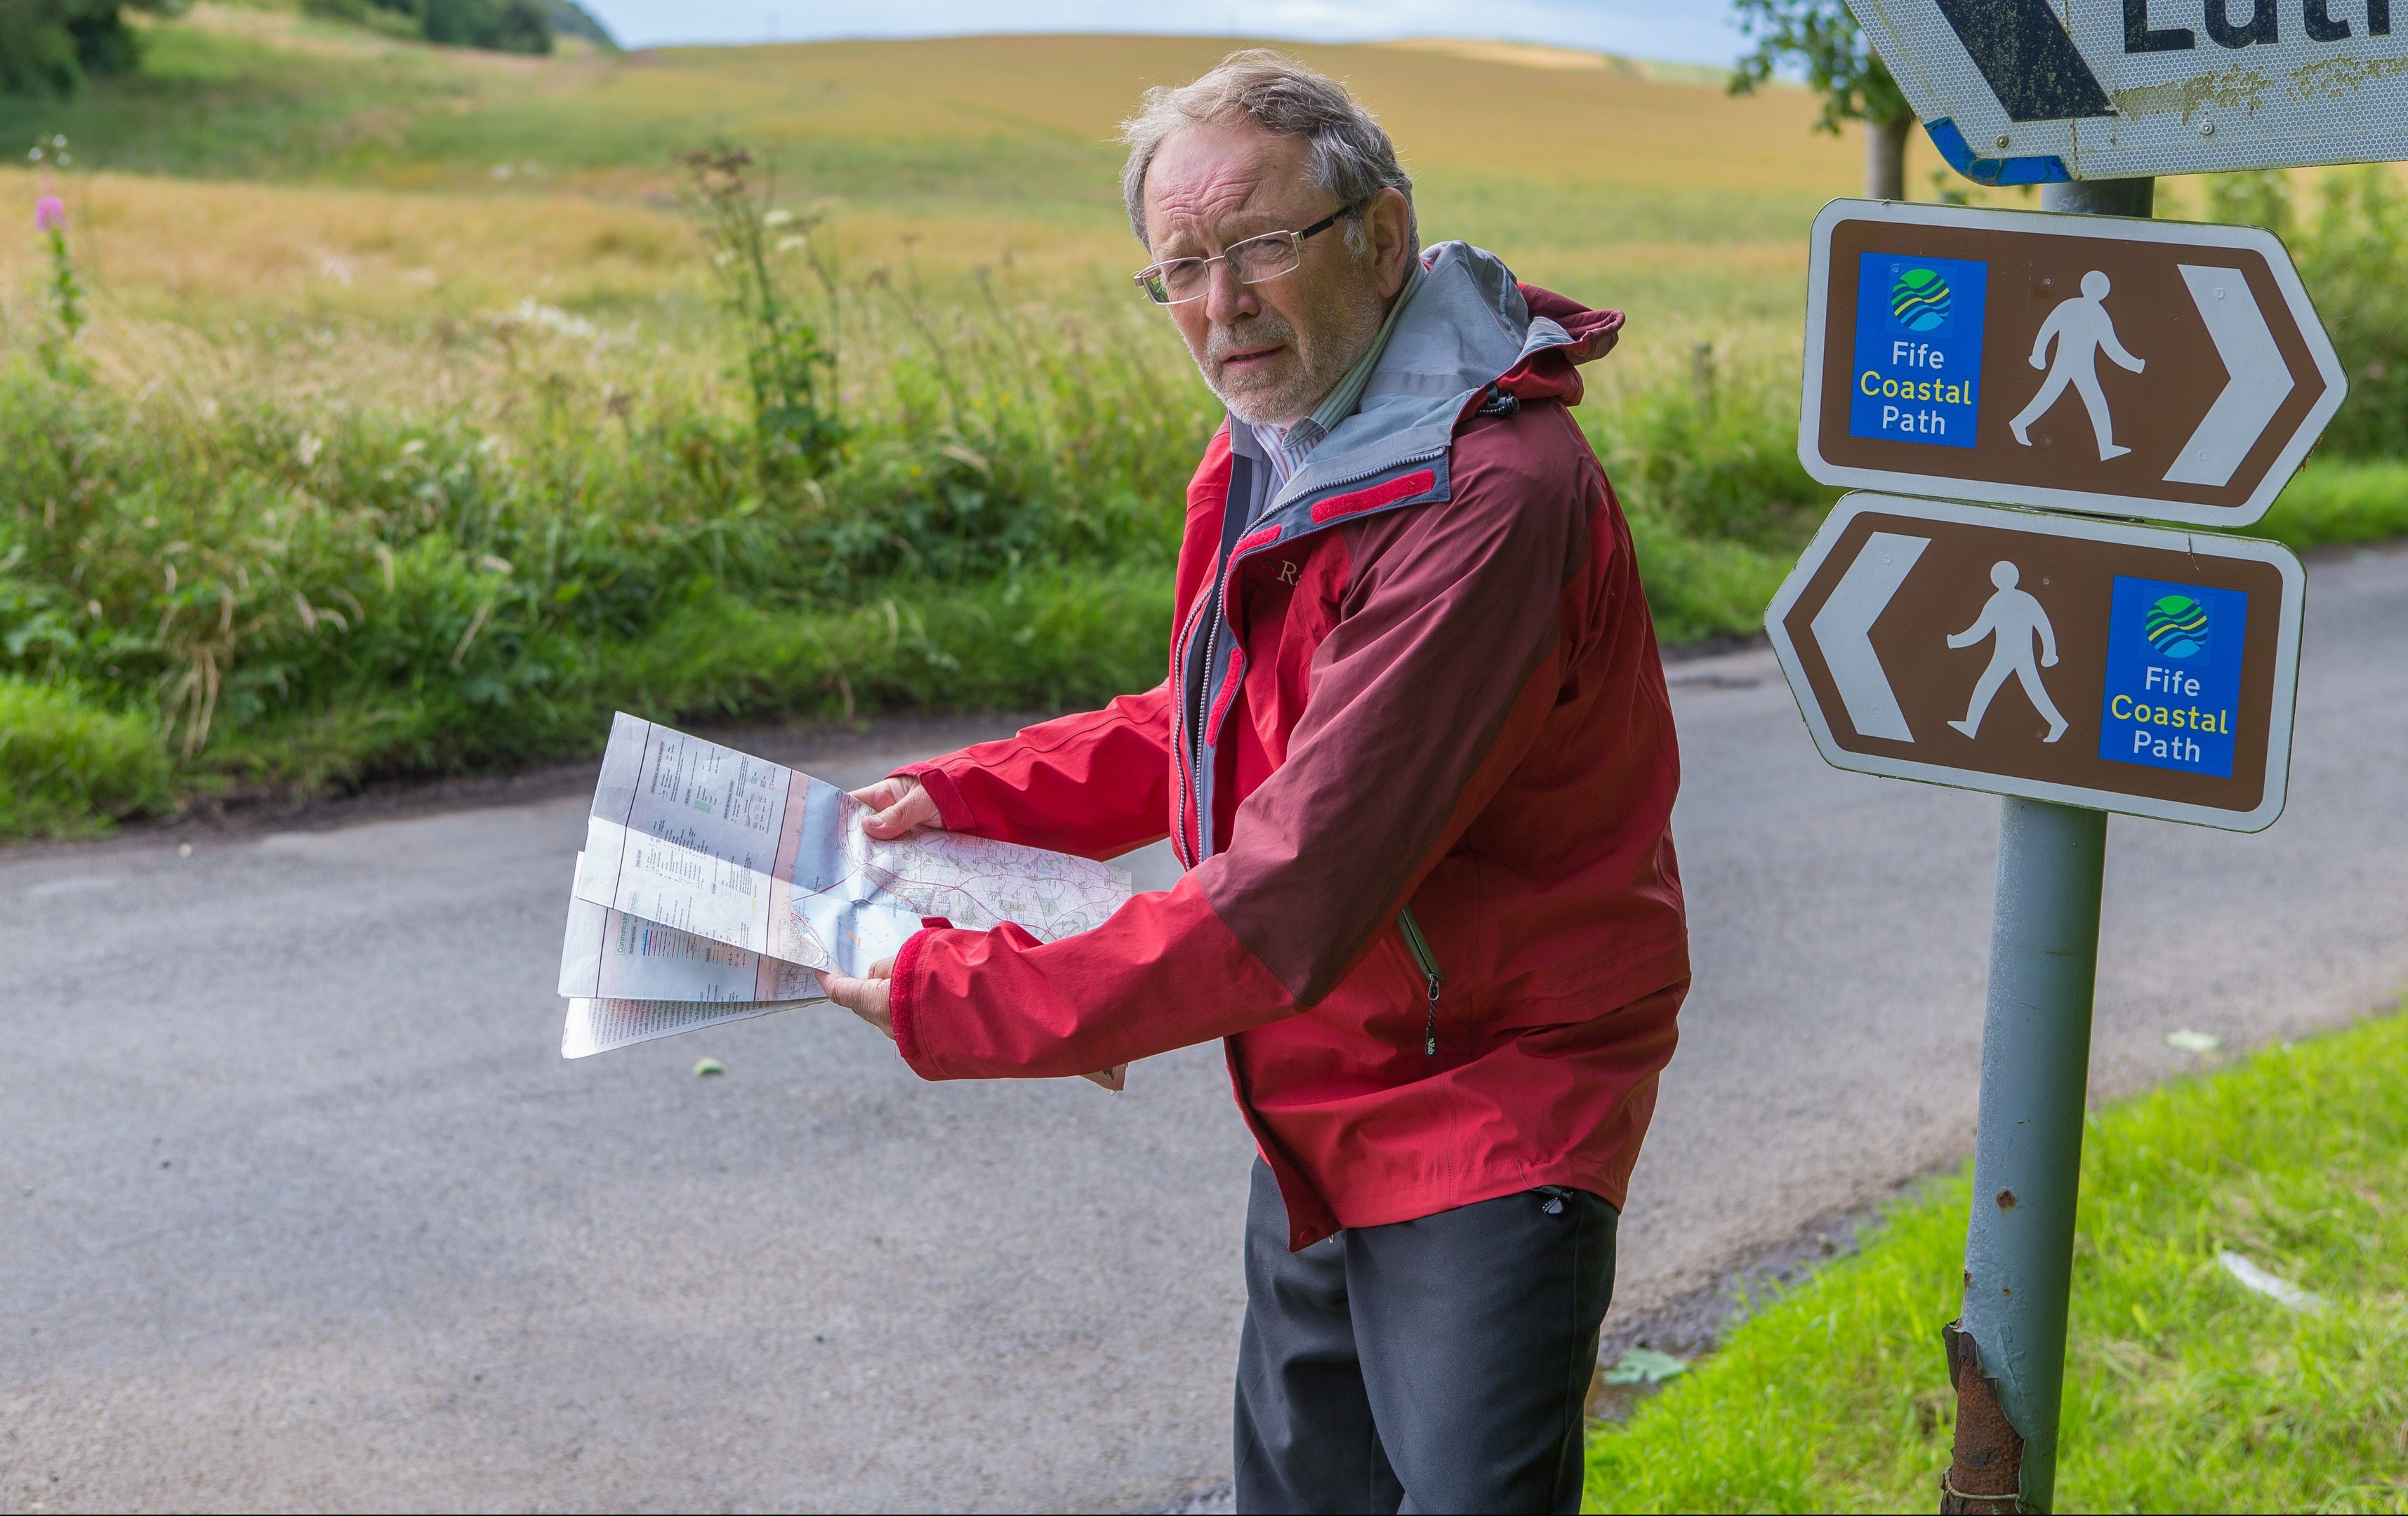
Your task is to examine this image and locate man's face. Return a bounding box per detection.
[1141,121,1389,428]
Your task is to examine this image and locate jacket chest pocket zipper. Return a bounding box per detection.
[1397,906,1444,1057]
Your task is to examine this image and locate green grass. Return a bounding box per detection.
[0,17,481,183]
[0,677,170,836]
[2262,459,2408,553]
[1584,1009,2408,1515]
[200,561,1177,794]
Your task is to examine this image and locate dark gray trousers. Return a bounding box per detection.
[1232,1159,1618,1515]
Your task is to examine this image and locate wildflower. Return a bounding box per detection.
[34,194,63,232]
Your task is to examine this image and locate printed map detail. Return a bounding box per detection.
[852,802,1134,940]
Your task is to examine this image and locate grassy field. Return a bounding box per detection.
[4,8,1869,330]
[1585,1009,2408,1515]
[0,9,2402,835]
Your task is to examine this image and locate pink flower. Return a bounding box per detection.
[34,194,63,232]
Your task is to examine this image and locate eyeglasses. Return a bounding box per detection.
[1133,202,1361,306]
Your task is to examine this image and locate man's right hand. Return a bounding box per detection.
[852,776,943,840]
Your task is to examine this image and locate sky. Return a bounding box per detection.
[576,0,1752,67]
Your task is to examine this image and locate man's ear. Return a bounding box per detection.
[1368,186,1413,300]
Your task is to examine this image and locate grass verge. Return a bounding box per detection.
[6,451,2400,839]
[2261,459,2408,553]
[0,677,171,836]
[192,560,1177,802]
[1583,1009,2408,1515]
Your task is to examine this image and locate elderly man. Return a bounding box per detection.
[826,52,1687,1515]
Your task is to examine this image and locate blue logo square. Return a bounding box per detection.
[1848,252,1987,451]
[2098,576,2249,779]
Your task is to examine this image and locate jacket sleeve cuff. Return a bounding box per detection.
[894,761,977,833]
[887,926,935,1075]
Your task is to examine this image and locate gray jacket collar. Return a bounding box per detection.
[1258,241,1574,512]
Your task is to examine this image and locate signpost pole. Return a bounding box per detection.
[1945,799,2107,1515]
[1941,175,2154,1516]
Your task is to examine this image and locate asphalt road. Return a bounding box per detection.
[6,545,2404,1513]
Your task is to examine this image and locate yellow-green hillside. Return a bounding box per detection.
[4,10,1866,337]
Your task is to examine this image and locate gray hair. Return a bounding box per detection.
[1120,50,1417,255]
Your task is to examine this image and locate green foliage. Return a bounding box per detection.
[2202,168,2296,240]
[1591,344,1834,555]
[1585,1009,2408,1514]
[0,0,182,97]
[0,211,1212,824]
[677,147,845,476]
[1729,0,1912,132]
[0,352,1158,762]
[1576,343,1831,646]
[298,0,553,58]
[2262,458,2408,550]
[297,0,420,39]
[199,564,1180,793]
[32,175,84,375]
[0,674,168,834]
[2209,166,2408,458]
[2296,168,2408,458]
[0,22,473,181]
[417,0,549,56]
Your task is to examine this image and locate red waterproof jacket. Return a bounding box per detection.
[890,244,1688,1249]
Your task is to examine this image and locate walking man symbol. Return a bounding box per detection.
[1947,561,2069,743]
[2009,270,2145,461]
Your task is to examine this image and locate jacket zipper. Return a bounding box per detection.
[1186,585,1222,862]
[1180,451,1447,862]
[1267,446,1447,515]
[1396,905,1444,1057]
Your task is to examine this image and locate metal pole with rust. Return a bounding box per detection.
[1939,175,2152,1516]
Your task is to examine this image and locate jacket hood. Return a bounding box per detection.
[1267,241,1622,510]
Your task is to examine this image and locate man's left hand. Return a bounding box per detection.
[826,956,897,1040]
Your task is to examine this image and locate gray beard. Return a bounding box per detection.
[1199,291,1386,429]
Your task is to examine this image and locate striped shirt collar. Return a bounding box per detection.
[1250,260,1424,488]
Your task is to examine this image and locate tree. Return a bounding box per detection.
[1731,0,1917,201]
[0,0,186,96]
[418,0,550,54]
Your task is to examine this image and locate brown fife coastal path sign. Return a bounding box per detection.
[1801,199,2346,528]
[1766,493,2306,832]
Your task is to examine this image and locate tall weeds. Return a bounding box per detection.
[0,162,1229,824]
[678,147,846,475]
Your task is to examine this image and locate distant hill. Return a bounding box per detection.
[542,0,614,50]
[1374,36,1733,88]
[9,20,1852,263]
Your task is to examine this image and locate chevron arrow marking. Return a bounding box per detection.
[1810,532,1931,744]
[2164,265,2298,490]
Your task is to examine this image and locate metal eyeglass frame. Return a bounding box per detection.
[1132,199,1366,306]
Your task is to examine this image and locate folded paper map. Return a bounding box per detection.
[574,712,1132,976]
[562,995,821,1059]
[560,864,824,1004]
[555,714,1134,1091]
